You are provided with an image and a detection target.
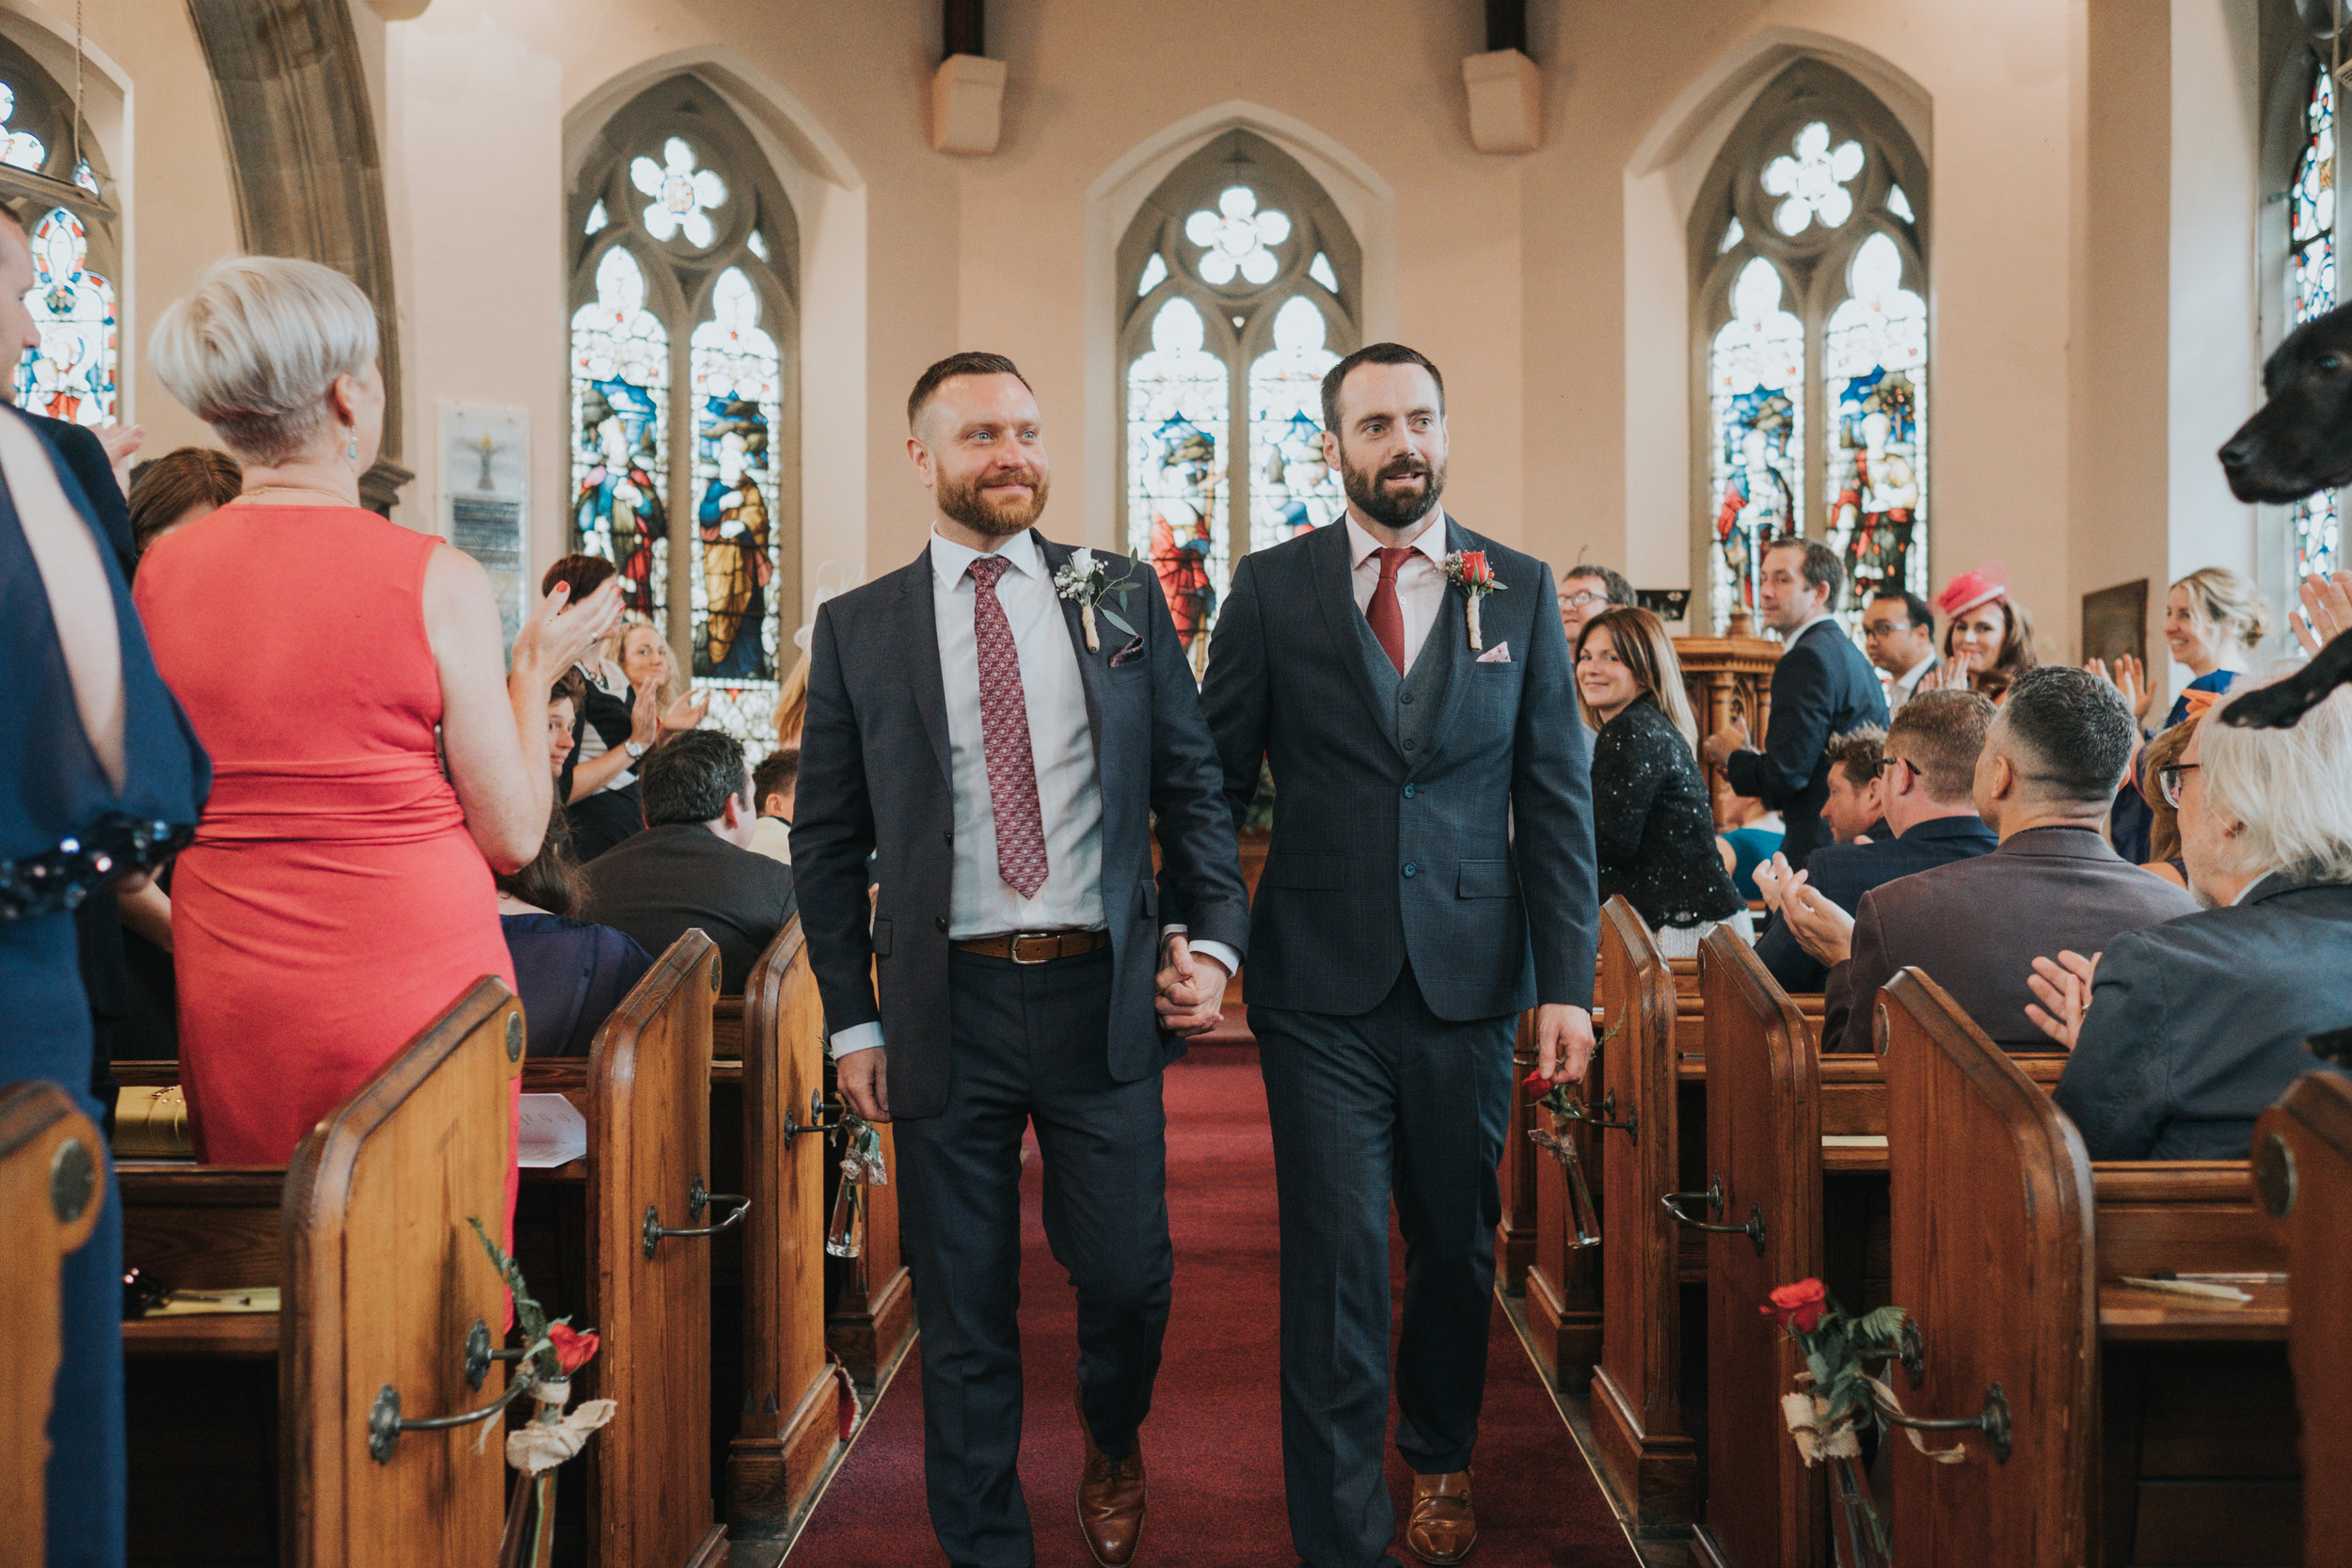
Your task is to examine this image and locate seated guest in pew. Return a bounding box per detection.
[2133,719,2197,890]
[1777,666,2197,1053]
[748,742,797,866]
[1818,725,1888,844]
[138,256,621,1164]
[1753,690,1998,994]
[2031,676,2352,1158]
[1715,792,1783,902]
[1864,587,1940,713]
[1580,605,1751,958]
[127,446,242,560]
[580,728,794,992]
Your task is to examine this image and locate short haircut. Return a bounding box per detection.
[1994,666,2137,803]
[907,351,1031,429]
[150,256,379,466]
[1763,535,1845,610]
[1562,562,1634,607]
[1887,689,1995,802]
[541,552,617,601]
[126,447,241,556]
[2201,673,2352,882]
[1320,342,1445,436]
[1578,605,1698,749]
[640,729,750,828]
[1823,726,1886,792]
[1867,588,1935,631]
[752,744,800,815]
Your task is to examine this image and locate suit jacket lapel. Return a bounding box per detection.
[1309,521,1404,755]
[895,546,952,783]
[1035,535,1106,768]
[1416,517,1475,772]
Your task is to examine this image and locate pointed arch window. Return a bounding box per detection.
[1118,133,1359,663]
[568,78,800,754]
[2290,65,2338,578]
[1692,64,1928,636]
[0,37,120,434]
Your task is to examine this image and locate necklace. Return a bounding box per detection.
[239,483,356,506]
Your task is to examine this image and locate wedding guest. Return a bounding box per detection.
[1581,607,1749,957]
[1820,727,1888,845]
[2037,676,2352,1159]
[1782,667,2194,1053]
[1701,537,1888,869]
[139,255,620,1164]
[580,728,794,991]
[1863,588,1938,711]
[1561,562,1635,756]
[774,644,811,749]
[545,555,658,862]
[127,447,241,560]
[750,743,798,865]
[1715,793,1784,901]
[497,804,653,1057]
[2290,567,2352,653]
[615,616,709,736]
[2133,720,2197,889]
[1925,562,2036,701]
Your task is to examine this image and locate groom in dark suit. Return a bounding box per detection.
[793,353,1249,1568]
[1200,343,1597,1568]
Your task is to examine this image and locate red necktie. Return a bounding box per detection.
[1367,546,1412,673]
[967,554,1049,899]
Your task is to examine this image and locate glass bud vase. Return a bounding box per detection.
[824,1168,863,1259]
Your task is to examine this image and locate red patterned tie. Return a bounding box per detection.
[1367,546,1412,673]
[967,554,1049,899]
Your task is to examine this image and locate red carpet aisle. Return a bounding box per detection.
[789,1048,1629,1565]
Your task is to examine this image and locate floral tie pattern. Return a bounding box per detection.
[967,554,1049,899]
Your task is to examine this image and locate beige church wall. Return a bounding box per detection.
[0,0,238,458]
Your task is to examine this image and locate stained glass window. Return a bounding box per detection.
[1248,297,1343,551]
[1761,121,1864,235]
[1709,259,1805,631]
[1823,233,1928,622]
[569,245,670,621]
[585,199,608,235]
[688,267,785,739]
[631,136,727,247]
[1137,254,1168,296]
[1127,297,1229,651]
[0,82,42,170]
[1186,186,1289,286]
[2293,68,2338,578]
[15,209,115,429]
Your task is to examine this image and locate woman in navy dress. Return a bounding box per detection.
[1,404,209,1568]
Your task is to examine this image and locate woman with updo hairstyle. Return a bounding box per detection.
[1927,562,2039,701]
[135,255,621,1165]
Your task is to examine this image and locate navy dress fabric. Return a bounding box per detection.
[0,421,210,1568]
[500,912,655,1056]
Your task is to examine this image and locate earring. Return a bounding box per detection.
[345,428,359,463]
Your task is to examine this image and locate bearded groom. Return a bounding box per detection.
[1200,343,1598,1568]
[793,353,1250,1568]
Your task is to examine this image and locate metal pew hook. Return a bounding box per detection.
[783,1089,846,1140]
[643,1172,751,1257]
[1876,1381,2013,1464]
[1661,1175,1766,1256]
[1555,1088,1638,1144]
[367,1315,530,1464]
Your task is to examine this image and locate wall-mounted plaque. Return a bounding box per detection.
[2081,578,2148,672]
[437,402,529,648]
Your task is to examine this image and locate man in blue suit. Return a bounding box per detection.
[1201,343,1597,1568]
[1755,689,1998,993]
[1703,537,1889,870]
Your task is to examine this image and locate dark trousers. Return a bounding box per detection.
[892,945,1174,1568]
[1252,966,1516,1568]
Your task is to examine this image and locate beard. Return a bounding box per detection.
[937,463,1051,538]
[1339,448,1446,531]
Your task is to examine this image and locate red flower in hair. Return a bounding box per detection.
[548,1323,600,1374]
[1761,1277,1829,1335]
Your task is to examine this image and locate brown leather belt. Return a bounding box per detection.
[951,928,1114,964]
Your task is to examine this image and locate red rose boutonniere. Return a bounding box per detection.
[1441,550,1504,651]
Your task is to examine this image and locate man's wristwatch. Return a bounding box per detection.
[625,740,646,759]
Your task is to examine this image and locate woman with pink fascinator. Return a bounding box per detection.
[1922,561,2038,701]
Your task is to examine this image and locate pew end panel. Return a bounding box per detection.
[279,978,524,1568]
[727,918,845,1544]
[2256,1070,2352,1568]
[1691,931,1827,1568]
[1496,1009,1539,1292]
[1882,969,2096,1568]
[1589,897,1699,1530]
[0,1082,104,1562]
[585,929,729,1568]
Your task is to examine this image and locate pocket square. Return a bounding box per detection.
[1109,636,1147,667]
[1476,641,1512,664]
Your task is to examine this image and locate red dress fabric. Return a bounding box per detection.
[135,503,516,1165]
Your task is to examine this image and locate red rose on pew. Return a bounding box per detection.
[548,1323,600,1374]
[1761,1278,1829,1335]
[1520,1069,1549,1094]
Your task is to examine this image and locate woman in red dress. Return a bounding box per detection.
[136,257,621,1164]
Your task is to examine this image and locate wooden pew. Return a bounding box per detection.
[0,1082,104,1562]
[724,918,849,1546]
[1880,968,2293,1568]
[2255,1070,2352,1568]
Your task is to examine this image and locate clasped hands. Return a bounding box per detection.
[1755,852,1856,967]
[1154,934,1230,1037]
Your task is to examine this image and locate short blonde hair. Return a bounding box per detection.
[2173,566,2273,651]
[149,257,378,466]
[2200,669,2352,882]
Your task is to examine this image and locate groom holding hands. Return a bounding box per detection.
[793,353,1249,1568]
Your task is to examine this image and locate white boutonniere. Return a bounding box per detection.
[1441,549,1505,651]
[1052,546,1140,653]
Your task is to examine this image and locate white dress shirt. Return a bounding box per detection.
[1344,509,1450,671]
[749,814,792,865]
[831,527,1235,1058]
[1888,653,1935,711]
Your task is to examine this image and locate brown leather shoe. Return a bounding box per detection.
[1075,1407,1145,1566]
[1406,1469,1478,1565]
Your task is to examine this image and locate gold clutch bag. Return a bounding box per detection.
[114,1084,194,1160]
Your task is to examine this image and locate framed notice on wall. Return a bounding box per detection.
[2081,578,2148,673]
[437,402,529,649]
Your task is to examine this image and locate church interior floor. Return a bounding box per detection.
[786,1041,1635,1565]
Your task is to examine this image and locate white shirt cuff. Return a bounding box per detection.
[830,1021,885,1059]
[1158,922,1239,979]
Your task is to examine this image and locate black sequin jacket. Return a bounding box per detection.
[1591,697,1745,931]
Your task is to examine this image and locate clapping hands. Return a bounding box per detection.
[514,578,625,687]
[2292,570,2352,656]
[1776,868,1856,968]
[2025,949,2102,1051]
[2083,654,2156,725]
[1153,933,1231,1037]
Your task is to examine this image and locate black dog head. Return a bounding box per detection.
[2219,301,2352,503]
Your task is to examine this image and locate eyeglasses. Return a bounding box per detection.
[2157,762,2201,808]
[1560,590,1611,610]
[1874,756,1917,782]
[1862,620,1915,637]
